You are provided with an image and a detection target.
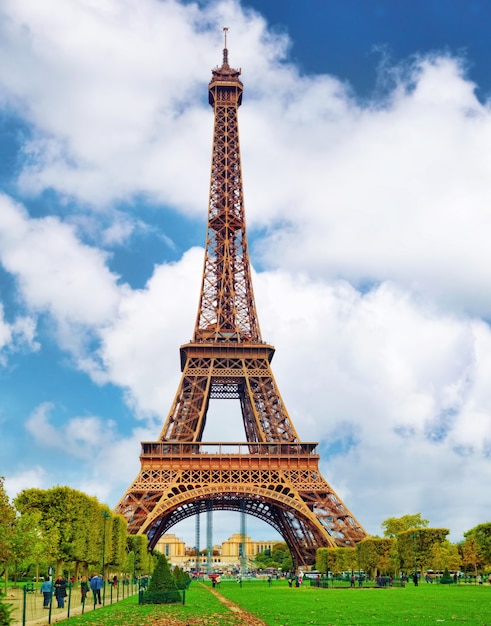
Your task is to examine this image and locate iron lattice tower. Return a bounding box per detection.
[116,37,367,568]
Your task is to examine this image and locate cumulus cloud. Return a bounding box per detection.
[4,468,47,500]
[0,193,124,360]
[0,298,38,364]
[23,402,157,504]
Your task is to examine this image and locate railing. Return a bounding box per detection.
[9,579,139,626]
[140,442,319,456]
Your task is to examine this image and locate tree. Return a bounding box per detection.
[14,486,115,577]
[172,565,189,590]
[430,540,461,573]
[0,478,16,593]
[398,528,449,574]
[335,547,357,574]
[253,542,292,572]
[357,538,395,578]
[464,522,491,567]
[129,534,150,578]
[315,547,342,575]
[381,514,429,538]
[109,515,129,573]
[460,534,482,575]
[10,509,46,583]
[143,554,180,604]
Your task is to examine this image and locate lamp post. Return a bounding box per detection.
[412,532,418,585]
[101,511,111,590]
[357,542,362,587]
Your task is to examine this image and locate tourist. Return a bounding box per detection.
[90,573,103,604]
[80,575,89,604]
[54,575,67,608]
[40,578,53,609]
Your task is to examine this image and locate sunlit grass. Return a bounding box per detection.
[217,578,490,625]
[55,579,491,626]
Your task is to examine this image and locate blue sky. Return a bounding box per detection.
[1,0,491,550]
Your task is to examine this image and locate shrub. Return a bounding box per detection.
[0,599,14,626]
[440,568,453,584]
[142,555,181,604]
[172,565,190,590]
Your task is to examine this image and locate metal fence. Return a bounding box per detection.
[7,579,139,626]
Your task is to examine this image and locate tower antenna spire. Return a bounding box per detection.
[222,26,229,66]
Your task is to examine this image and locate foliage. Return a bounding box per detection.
[440,567,453,584]
[357,538,395,577]
[464,522,491,566]
[315,547,339,574]
[253,542,292,572]
[0,478,16,566]
[398,528,449,573]
[129,535,150,577]
[430,539,461,572]
[0,597,14,626]
[172,565,190,590]
[110,516,129,570]
[381,514,429,538]
[14,487,118,576]
[460,533,482,574]
[143,554,180,604]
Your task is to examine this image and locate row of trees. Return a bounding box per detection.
[0,478,153,592]
[316,514,491,578]
[254,543,293,572]
[3,477,491,585]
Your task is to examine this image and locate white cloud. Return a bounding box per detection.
[4,468,48,500]
[0,194,123,358]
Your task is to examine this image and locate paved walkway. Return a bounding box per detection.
[5,584,138,626]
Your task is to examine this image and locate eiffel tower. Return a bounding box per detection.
[116,33,367,568]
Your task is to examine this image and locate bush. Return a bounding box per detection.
[142,554,181,605]
[142,590,182,604]
[172,565,190,590]
[440,568,453,584]
[0,599,14,626]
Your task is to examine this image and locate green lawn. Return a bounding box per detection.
[217,579,491,625]
[54,583,244,626]
[54,579,491,626]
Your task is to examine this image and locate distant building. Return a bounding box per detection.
[154,533,284,571]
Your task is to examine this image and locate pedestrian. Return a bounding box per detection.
[80,575,89,604]
[90,573,103,604]
[54,575,67,608]
[40,578,53,609]
[413,572,418,586]
[112,575,118,588]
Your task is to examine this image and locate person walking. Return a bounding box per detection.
[90,573,103,605]
[54,575,67,608]
[80,575,89,604]
[40,578,53,609]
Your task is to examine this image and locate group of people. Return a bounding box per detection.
[40,572,106,609]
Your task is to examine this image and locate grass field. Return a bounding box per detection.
[217,579,491,624]
[54,579,491,626]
